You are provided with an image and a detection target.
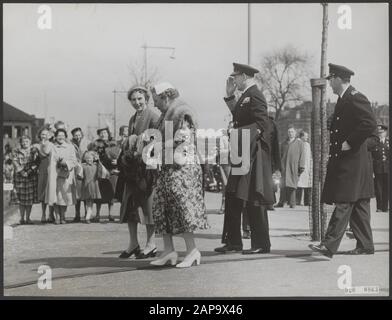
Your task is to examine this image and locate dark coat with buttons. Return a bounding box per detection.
[321,85,377,204]
[370,137,389,174]
[225,85,275,206]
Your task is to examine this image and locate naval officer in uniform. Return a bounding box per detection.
[309,63,377,258]
[215,63,274,254]
[370,122,389,212]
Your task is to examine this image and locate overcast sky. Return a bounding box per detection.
[3,3,389,134]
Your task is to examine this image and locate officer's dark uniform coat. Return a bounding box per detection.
[370,135,389,211]
[371,137,389,174]
[321,85,377,204]
[225,85,275,206]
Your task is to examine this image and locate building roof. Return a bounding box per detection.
[3,101,36,122]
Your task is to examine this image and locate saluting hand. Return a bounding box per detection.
[226,77,236,97]
[341,141,351,151]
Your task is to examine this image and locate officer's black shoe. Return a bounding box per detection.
[308,243,333,258]
[214,245,243,254]
[242,248,270,255]
[274,203,284,208]
[344,248,374,255]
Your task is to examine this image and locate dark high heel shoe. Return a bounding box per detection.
[119,245,141,259]
[136,247,157,259]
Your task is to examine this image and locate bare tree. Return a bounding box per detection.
[256,45,313,120]
[127,59,160,89]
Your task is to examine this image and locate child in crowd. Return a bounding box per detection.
[78,151,102,223]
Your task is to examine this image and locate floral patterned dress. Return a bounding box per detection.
[10,146,39,206]
[152,99,209,235]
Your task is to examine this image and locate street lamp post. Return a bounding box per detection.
[112,90,128,140]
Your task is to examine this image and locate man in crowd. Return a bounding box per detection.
[275,126,305,209]
[71,127,90,222]
[309,63,377,258]
[370,122,389,213]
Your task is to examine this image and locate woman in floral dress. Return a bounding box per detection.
[150,82,209,268]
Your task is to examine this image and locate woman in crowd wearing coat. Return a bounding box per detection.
[88,127,118,222]
[296,130,312,206]
[150,82,209,268]
[34,127,53,223]
[45,129,78,224]
[117,85,161,259]
[10,135,40,224]
[71,127,90,222]
[276,126,305,209]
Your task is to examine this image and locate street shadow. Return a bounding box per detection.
[19,256,147,269]
[19,249,322,272]
[271,228,310,233]
[205,209,224,215]
[5,249,329,288]
[193,233,222,240]
[101,250,220,257]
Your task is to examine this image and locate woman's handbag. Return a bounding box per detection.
[56,159,70,179]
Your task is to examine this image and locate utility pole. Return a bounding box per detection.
[113,90,117,140]
[112,90,128,140]
[248,3,251,65]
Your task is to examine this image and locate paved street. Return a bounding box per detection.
[3,193,389,297]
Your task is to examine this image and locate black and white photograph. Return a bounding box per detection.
[2,2,390,298]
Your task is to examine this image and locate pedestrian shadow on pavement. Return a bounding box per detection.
[7,250,328,288]
[18,249,323,272]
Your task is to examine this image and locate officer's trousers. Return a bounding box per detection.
[374,173,389,211]
[223,195,270,250]
[323,199,374,254]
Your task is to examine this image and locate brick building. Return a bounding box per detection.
[3,101,45,145]
[274,100,335,144]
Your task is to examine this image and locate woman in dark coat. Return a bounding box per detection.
[34,127,52,223]
[88,127,118,222]
[117,86,160,259]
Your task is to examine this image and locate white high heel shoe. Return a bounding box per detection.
[176,249,201,268]
[150,251,178,266]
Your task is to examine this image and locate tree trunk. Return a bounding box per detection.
[320,3,329,239]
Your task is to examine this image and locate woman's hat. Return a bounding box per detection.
[71,127,82,135]
[128,85,149,99]
[153,82,175,95]
[96,127,110,136]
